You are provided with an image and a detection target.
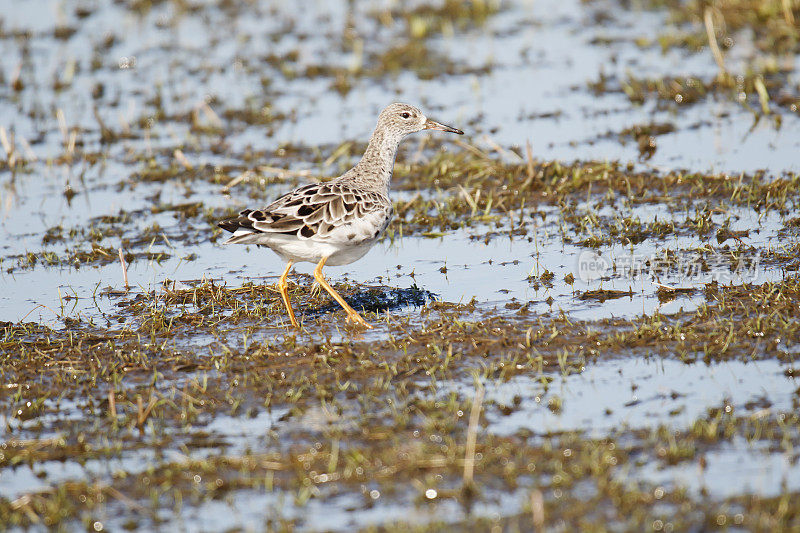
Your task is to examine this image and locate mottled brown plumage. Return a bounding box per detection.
[217,103,463,329]
[218,183,392,245]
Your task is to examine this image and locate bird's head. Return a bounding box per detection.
[377,103,464,137]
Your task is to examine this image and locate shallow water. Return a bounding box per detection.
[637,435,800,499]
[2,0,799,326]
[1,0,799,529]
[438,356,800,502]
[1,198,788,327]
[468,358,798,436]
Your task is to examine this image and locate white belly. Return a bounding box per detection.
[265,234,377,265]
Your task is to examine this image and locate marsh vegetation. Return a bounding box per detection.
[1,0,799,530]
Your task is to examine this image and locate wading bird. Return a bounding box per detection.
[218,103,463,329]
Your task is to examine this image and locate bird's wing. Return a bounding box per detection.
[218,182,391,241]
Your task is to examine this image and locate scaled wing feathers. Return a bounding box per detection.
[218,182,391,243]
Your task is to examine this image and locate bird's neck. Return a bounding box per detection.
[343,126,402,194]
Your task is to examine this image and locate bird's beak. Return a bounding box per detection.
[424,118,464,135]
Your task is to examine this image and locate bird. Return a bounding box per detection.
[217,103,464,329]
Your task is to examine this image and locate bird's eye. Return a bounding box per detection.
[400,112,411,119]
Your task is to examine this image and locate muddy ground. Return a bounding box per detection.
[1,0,799,531]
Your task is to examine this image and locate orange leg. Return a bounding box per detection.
[277,261,299,329]
[313,257,372,329]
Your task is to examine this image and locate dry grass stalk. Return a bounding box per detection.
[174,148,193,170]
[525,140,535,181]
[18,136,37,161]
[108,389,117,418]
[782,0,795,25]
[323,142,354,167]
[136,394,157,427]
[0,126,15,168]
[754,76,771,114]
[483,135,522,162]
[257,165,313,179]
[454,138,490,159]
[704,7,728,77]
[10,62,23,91]
[462,381,485,487]
[199,101,222,127]
[56,108,68,143]
[222,169,253,193]
[118,248,129,289]
[531,489,545,530]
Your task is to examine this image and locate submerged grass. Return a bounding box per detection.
[2,0,800,529]
[9,143,799,272]
[587,0,800,118]
[1,266,798,528]
[639,0,800,56]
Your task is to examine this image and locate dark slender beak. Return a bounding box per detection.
[424,118,464,135]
